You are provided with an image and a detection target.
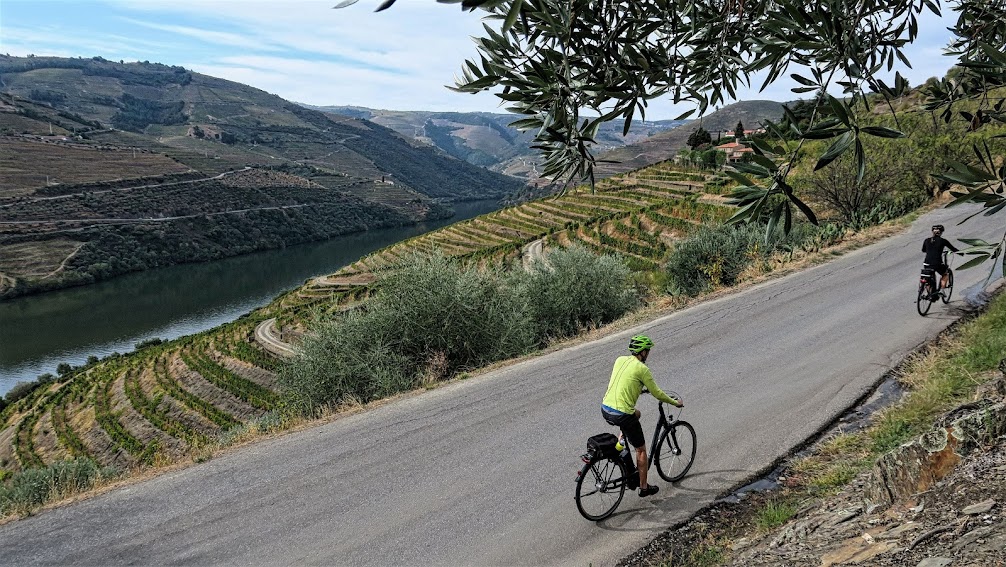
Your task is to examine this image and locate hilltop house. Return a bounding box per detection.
[714,141,755,163]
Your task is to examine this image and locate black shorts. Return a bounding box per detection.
[601,409,644,448]
[924,263,948,277]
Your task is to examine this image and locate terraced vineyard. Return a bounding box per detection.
[0,319,280,473]
[0,161,736,476]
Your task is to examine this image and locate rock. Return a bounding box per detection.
[916,558,953,567]
[878,521,920,539]
[952,525,995,551]
[975,530,1006,553]
[864,432,960,507]
[819,534,898,566]
[770,516,823,547]
[864,402,1006,508]
[729,537,752,551]
[828,507,862,526]
[974,375,1006,401]
[961,498,996,515]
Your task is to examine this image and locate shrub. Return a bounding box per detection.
[521,244,637,340]
[664,223,821,296]
[281,253,535,412]
[282,248,637,413]
[135,337,163,350]
[376,252,537,371]
[0,459,120,517]
[5,381,39,405]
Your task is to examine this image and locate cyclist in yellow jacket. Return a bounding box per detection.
[601,334,682,497]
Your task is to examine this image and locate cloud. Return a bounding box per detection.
[2,1,962,119]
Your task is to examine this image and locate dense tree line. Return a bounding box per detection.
[0,198,448,299]
[0,56,191,87]
[110,94,187,132]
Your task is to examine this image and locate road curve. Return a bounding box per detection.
[1,206,1003,566]
[253,318,295,358]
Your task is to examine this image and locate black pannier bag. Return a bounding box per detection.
[587,432,619,458]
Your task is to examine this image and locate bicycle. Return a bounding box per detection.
[574,396,696,521]
[917,250,954,316]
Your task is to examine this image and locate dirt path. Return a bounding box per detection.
[253,319,295,358]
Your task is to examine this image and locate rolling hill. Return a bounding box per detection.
[593,100,786,178]
[311,105,688,181]
[0,56,526,299]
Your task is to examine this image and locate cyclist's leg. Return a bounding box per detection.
[937,264,948,291]
[620,410,651,491]
[603,408,651,492]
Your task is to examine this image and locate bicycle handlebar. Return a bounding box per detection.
[641,387,684,408]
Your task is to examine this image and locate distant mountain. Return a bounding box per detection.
[0,55,525,299]
[308,105,688,182]
[594,100,786,178]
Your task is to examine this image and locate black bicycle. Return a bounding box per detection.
[917,250,954,316]
[574,397,696,521]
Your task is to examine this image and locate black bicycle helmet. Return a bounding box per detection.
[932,224,944,231]
[628,334,654,354]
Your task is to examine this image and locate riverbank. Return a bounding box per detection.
[0,200,504,394]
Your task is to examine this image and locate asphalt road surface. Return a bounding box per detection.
[2,206,1003,566]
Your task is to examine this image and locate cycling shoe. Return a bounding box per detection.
[638,485,659,497]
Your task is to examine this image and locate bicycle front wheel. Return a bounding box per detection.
[655,421,697,482]
[941,269,953,304]
[575,456,626,521]
[917,282,933,316]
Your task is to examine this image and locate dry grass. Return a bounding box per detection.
[0,239,84,279]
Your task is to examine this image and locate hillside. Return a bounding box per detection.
[0,158,742,478]
[311,105,687,181]
[0,56,525,298]
[593,100,785,178]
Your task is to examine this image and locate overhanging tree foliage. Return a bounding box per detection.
[337,0,1006,277]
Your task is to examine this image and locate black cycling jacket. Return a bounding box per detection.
[922,235,959,266]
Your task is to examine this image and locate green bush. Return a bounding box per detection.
[664,223,821,296]
[5,381,39,405]
[282,247,637,413]
[521,244,637,340]
[0,459,120,517]
[376,253,537,371]
[281,253,535,412]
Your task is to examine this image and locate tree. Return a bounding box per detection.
[805,154,893,223]
[344,0,1006,274]
[735,121,745,140]
[686,127,712,149]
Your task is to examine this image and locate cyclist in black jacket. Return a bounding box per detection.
[922,224,959,300]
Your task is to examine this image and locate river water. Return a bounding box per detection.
[0,200,502,395]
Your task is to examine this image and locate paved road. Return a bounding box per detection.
[2,206,1003,566]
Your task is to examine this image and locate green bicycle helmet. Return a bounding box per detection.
[628,334,654,354]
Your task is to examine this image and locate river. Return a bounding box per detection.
[0,200,502,395]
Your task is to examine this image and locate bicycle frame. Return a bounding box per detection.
[920,251,953,294]
[603,401,676,477]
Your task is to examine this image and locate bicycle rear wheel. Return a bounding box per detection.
[941,269,953,304]
[917,282,933,316]
[655,421,696,482]
[575,456,626,521]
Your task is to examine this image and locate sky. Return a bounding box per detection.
[0,0,962,121]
